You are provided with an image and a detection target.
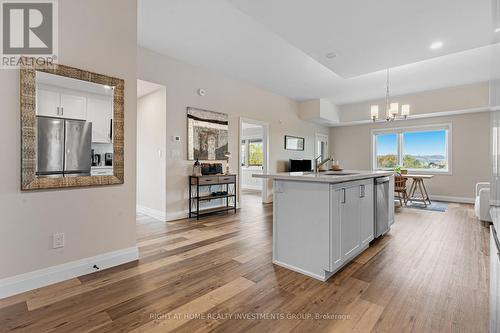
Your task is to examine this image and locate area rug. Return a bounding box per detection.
[404,201,448,212]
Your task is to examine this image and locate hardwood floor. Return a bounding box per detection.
[0,193,491,332]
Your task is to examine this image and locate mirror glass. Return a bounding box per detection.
[35,71,114,178]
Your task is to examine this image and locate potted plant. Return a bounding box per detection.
[394,165,408,174]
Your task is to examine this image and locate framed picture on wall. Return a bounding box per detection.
[187,107,229,160]
[284,135,305,151]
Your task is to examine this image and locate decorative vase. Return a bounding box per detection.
[193,159,202,177]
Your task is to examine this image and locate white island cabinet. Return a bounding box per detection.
[255,171,393,281]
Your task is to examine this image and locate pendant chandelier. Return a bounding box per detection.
[370,69,410,122]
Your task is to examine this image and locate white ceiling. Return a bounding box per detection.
[37,71,114,96]
[137,79,164,98]
[138,0,496,104]
[231,0,492,78]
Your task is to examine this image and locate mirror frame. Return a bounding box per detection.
[20,57,125,190]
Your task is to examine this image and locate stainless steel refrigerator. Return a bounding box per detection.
[37,117,92,177]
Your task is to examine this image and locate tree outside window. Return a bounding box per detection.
[241,139,263,167]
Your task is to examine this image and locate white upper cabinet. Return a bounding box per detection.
[87,96,113,143]
[37,88,60,117]
[36,83,114,144]
[60,93,87,120]
[37,85,87,120]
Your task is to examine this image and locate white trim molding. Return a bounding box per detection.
[331,106,493,127]
[0,246,139,299]
[239,117,270,204]
[137,205,167,221]
[429,195,475,204]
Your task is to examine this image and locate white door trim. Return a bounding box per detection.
[239,117,271,204]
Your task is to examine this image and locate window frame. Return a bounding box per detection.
[371,123,452,175]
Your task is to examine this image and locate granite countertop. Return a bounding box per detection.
[252,170,394,183]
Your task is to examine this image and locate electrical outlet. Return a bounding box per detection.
[53,233,65,249]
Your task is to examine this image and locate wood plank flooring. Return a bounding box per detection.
[0,192,491,332]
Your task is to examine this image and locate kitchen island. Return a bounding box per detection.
[253,170,394,281]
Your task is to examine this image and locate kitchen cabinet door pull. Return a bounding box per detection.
[341,188,346,204]
[360,185,365,198]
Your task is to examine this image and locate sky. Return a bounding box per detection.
[377,131,446,156]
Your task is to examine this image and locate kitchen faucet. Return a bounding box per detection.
[315,155,331,173]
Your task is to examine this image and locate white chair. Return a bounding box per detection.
[475,182,492,222]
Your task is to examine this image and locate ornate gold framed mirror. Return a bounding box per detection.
[20,58,124,190]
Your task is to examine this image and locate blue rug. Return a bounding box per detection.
[405,201,448,212]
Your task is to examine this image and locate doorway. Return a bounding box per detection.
[136,79,167,220]
[315,133,329,164]
[239,118,270,206]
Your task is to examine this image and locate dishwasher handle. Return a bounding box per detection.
[375,176,391,184]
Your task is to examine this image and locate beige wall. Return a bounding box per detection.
[137,88,167,214]
[339,83,489,123]
[330,112,490,200]
[137,47,329,219]
[0,0,137,279]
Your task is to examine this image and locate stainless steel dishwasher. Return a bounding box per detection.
[375,176,391,238]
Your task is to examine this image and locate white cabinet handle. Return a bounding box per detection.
[341,188,346,204]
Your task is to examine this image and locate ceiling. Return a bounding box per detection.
[231,0,492,78]
[138,0,495,104]
[38,72,114,96]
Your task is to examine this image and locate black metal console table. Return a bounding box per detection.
[189,174,237,220]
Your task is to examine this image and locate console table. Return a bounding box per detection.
[189,174,237,220]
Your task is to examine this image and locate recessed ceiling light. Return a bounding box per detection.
[325,52,337,59]
[495,27,500,33]
[430,41,443,50]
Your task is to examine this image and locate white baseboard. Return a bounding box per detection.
[0,246,139,299]
[272,260,328,281]
[241,185,262,191]
[137,205,167,221]
[429,195,475,204]
[167,210,188,222]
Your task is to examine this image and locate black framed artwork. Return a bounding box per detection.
[284,135,305,151]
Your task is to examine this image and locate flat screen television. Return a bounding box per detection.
[289,159,312,172]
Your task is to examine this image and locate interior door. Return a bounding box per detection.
[360,183,374,246]
[37,88,60,117]
[340,185,361,260]
[60,93,87,120]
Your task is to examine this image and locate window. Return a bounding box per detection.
[373,125,450,173]
[241,139,263,167]
[375,133,398,169]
